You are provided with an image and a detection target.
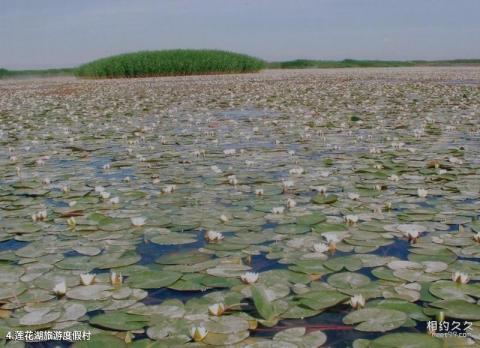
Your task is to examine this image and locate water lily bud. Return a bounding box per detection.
[349,294,365,309]
[286,198,296,209]
[67,217,76,229]
[473,233,480,243]
[110,271,123,286]
[80,273,95,286]
[208,303,226,316]
[53,280,67,296]
[190,326,208,342]
[282,180,294,192]
[417,188,428,198]
[388,174,399,182]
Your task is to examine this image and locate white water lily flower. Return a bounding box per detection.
[449,157,463,165]
[162,184,176,194]
[208,303,226,316]
[286,198,296,209]
[109,196,120,204]
[289,167,304,175]
[100,191,111,199]
[313,243,329,253]
[417,188,428,198]
[61,185,70,193]
[205,230,224,242]
[323,232,341,251]
[80,273,95,286]
[389,174,399,182]
[272,206,285,214]
[473,233,480,243]
[227,175,238,186]
[255,188,264,196]
[32,210,48,222]
[240,272,259,284]
[110,271,123,286]
[349,294,365,309]
[245,160,255,167]
[384,201,392,211]
[438,169,447,175]
[369,147,381,154]
[348,192,360,200]
[452,271,470,284]
[94,186,105,193]
[123,176,131,182]
[374,164,383,170]
[103,163,111,170]
[311,186,327,194]
[219,214,229,223]
[36,158,45,166]
[288,150,295,156]
[130,217,146,227]
[67,217,76,228]
[9,155,17,162]
[211,165,222,174]
[190,326,208,342]
[69,201,77,207]
[42,177,51,185]
[282,180,294,192]
[398,224,425,243]
[53,280,67,296]
[193,149,205,157]
[223,148,236,155]
[344,215,358,225]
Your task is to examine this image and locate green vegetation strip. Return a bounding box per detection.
[75,49,266,78]
[2,52,480,79]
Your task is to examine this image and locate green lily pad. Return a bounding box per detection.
[343,308,408,332]
[73,334,127,348]
[327,272,371,289]
[369,333,442,348]
[431,299,480,320]
[312,194,338,205]
[126,269,182,289]
[90,312,149,331]
[252,285,275,321]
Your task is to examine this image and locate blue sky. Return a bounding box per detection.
[1,0,479,69]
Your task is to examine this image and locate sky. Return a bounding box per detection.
[1,0,479,69]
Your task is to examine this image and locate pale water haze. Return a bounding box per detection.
[1,0,479,69]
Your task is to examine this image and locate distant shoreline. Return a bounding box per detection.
[2,57,480,79]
